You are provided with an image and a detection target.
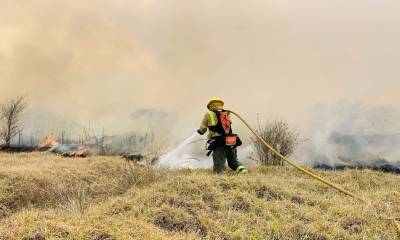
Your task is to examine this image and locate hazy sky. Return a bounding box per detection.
[1,0,399,134]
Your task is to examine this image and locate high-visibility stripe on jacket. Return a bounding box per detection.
[199,111,231,139]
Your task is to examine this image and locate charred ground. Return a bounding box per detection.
[311,133,400,174]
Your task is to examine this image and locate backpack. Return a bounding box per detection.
[208,110,232,135]
[206,110,242,156]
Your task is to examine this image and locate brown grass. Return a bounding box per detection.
[0,152,399,239]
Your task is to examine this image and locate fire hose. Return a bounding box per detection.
[228,110,400,237]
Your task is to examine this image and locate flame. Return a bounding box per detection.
[73,145,89,157]
[37,134,59,149]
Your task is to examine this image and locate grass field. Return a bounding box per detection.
[0,152,399,239]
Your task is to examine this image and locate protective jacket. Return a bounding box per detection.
[198,110,230,139]
[199,110,242,156]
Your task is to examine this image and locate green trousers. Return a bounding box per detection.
[212,146,244,173]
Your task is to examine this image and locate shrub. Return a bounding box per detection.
[251,120,299,165]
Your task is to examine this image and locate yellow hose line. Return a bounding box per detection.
[229,110,400,236]
[229,110,365,202]
[388,211,400,237]
[394,220,400,237]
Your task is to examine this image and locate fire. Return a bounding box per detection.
[36,134,90,157]
[69,144,90,158]
[37,134,59,150]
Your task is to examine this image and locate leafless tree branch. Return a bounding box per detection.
[250,120,299,166]
[0,95,28,148]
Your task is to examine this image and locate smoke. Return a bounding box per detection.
[159,101,400,171]
[1,0,400,170]
[130,108,174,134]
[296,101,400,171]
[1,0,400,136]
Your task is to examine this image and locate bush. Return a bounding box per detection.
[251,120,299,165]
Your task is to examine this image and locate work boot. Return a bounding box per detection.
[236,165,248,173]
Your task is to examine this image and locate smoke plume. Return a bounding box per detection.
[1,0,400,135]
[1,0,400,168]
[296,101,400,172]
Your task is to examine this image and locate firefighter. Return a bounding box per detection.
[197,97,248,173]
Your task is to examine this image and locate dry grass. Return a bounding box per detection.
[0,152,399,239]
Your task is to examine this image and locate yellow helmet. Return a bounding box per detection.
[207,97,224,110]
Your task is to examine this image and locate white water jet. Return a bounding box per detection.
[157,132,211,169]
[157,131,253,170]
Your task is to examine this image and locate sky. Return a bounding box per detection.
[1,0,400,136]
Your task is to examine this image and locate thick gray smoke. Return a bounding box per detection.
[296,101,400,172]
[2,0,400,135]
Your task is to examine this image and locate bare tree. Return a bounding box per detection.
[58,129,67,144]
[0,96,27,148]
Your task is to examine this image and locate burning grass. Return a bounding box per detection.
[0,152,399,239]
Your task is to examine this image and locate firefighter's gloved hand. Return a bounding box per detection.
[197,129,205,135]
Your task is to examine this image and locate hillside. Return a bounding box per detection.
[0,152,399,239]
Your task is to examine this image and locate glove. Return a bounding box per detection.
[197,129,205,135]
